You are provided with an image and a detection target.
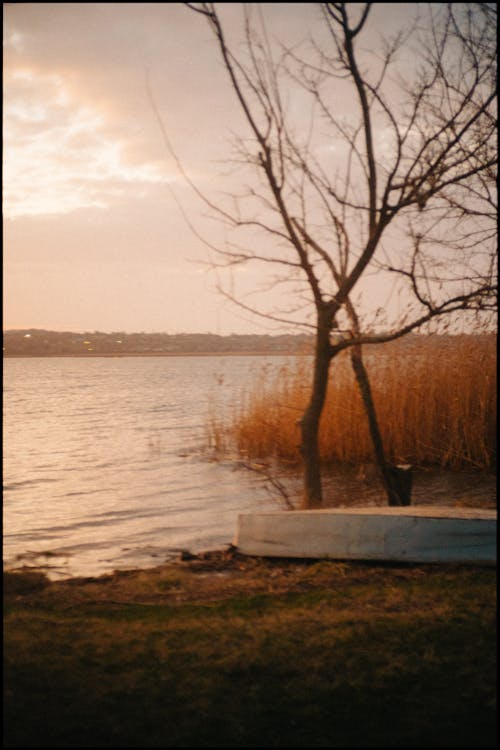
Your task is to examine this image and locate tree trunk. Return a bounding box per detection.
[350,344,411,506]
[300,314,332,509]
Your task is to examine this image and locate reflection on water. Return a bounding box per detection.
[3,355,294,579]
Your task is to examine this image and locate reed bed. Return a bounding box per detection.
[208,335,496,470]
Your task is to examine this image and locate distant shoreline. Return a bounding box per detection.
[3,350,310,358]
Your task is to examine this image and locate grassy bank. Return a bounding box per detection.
[208,335,496,470]
[4,552,496,747]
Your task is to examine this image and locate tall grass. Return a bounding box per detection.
[208,335,496,470]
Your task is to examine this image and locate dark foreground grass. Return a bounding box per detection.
[3,552,497,748]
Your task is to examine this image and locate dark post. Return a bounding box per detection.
[386,464,413,506]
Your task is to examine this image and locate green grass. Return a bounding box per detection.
[3,557,497,747]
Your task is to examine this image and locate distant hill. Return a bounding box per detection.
[2,329,314,356]
[4,329,492,357]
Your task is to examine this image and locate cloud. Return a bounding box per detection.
[3,66,179,218]
[3,3,239,222]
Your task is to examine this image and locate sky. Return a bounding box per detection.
[3,2,478,335]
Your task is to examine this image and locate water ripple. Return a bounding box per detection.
[3,355,289,578]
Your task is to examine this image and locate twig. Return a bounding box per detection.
[238,461,295,510]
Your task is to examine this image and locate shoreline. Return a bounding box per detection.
[4,540,496,593]
[5,468,496,583]
[5,510,497,587]
[3,350,311,358]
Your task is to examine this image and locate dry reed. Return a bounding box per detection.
[208,335,496,470]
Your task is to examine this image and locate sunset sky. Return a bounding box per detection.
[3,2,447,334]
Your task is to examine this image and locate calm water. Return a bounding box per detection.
[3,355,295,579]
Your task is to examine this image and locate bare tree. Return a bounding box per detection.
[174,2,497,508]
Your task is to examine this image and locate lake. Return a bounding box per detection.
[3,355,297,580]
